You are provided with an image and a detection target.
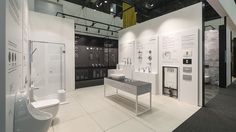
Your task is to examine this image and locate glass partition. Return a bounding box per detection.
[30,41,65,99]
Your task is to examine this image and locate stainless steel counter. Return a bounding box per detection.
[104,78,152,115]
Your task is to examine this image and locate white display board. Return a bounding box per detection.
[119,40,135,65]
[160,34,181,65]
[135,36,158,73]
[159,28,199,105]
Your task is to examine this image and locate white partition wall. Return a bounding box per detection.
[29,11,75,92]
[0,0,30,132]
[118,3,203,106]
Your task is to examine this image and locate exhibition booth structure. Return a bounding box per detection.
[109,3,203,106]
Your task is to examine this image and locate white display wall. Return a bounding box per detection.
[118,3,203,106]
[29,11,75,93]
[0,0,30,131]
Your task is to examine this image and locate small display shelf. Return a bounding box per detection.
[162,66,178,98]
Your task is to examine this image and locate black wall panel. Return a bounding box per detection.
[75,34,118,88]
[219,25,227,88]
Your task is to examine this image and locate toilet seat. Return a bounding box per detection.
[32,99,60,109]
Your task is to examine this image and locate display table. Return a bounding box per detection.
[104,78,152,115]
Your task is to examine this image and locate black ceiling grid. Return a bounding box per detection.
[64,0,221,23]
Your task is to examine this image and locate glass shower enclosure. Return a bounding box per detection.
[30,41,65,100]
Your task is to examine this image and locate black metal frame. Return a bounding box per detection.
[202,1,206,106]
[162,66,179,98]
[56,12,123,30]
[75,30,118,39]
[56,12,122,39]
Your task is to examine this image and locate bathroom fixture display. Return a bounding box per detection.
[163,66,178,98]
[109,74,125,80]
[31,99,60,119]
[14,92,53,132]
[138,50,143,61]
[75,34,118,88]
[104,78,152,116]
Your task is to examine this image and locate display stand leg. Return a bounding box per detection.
[116,89,118,94]
[150,91,152,109]
[104,85,106,97]
[136,95,138,115]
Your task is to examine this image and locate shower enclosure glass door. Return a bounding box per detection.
[30,41,65,100]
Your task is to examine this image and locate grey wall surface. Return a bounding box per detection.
[0,0,6,131]
[205,30,219,85]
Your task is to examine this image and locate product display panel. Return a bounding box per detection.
[163,67,178,98]
[75,34,118,88]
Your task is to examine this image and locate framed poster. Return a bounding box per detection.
[163,66,178,98]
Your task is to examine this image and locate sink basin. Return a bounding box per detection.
[110,74,125,80]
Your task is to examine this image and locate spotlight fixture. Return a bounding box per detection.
[86,27,88,31]
[107,25,110,30]
[96,0,103,7]
[104,0,108,3]
[145,1,155,9]
[98,29,100,33]
[91,22,95,27]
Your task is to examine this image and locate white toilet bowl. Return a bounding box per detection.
[32,99,60,119]
[14,92,53,132]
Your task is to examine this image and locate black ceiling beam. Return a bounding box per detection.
[56,12,123,29]
[75,30,118,39]
[75,23,118,33]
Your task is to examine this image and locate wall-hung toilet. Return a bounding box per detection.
[31,99,60,119]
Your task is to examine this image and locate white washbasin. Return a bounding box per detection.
[110,74,125,80]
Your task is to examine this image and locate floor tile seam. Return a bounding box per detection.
[53,114,89,127]
[86,111,109,132]
[132,116,157,132]
[103,117,135,132]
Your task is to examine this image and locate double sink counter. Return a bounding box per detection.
[104,77,152,116]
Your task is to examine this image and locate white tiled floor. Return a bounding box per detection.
[49,85,200,132]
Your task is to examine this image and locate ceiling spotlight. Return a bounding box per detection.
[145,1,155,9]
[104,0,108,3]
[96,0,103,7]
